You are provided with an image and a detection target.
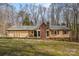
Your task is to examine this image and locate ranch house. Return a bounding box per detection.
[6,21,71,39]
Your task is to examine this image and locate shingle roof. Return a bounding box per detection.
[7,26,37,31]
[49,25,70,30]
[7,19,70,31]
[7,25,70,31]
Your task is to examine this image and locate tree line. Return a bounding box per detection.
[0,3,78,41]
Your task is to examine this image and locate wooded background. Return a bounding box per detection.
[0,3,79,41]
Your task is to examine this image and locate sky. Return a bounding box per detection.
[10,3,50,11]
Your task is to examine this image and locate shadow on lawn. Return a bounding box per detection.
[0,42,53,56]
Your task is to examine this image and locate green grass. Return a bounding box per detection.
[0,39,79,56]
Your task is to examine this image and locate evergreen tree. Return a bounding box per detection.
[23,15,32,25]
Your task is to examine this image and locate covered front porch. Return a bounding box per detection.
[29,30,40,38]
[28,29,50,39]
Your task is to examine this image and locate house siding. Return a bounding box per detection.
[7,30,71,39]
[49,30,71,39]
[7,30,29,38]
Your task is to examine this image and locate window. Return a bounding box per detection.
[55,31,56,34]
[47,31,49,36]
[63,31,67,34]
[38,31,40,37]
[34,30,37,37]
[51,30,59,35]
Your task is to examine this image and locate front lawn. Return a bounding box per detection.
[0,39,79,56]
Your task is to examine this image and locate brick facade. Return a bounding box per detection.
[40,23,46,39]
